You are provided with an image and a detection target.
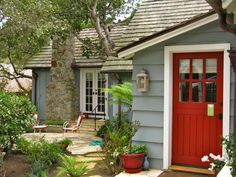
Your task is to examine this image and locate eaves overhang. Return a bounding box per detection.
[118,11,217,58]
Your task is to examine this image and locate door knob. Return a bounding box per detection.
[218,114,223,120]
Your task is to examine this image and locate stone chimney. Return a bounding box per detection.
[45,33,78,120]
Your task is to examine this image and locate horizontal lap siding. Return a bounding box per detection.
[132,20,236,169]
[132,46,164,169]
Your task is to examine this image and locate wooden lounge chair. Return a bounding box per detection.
[62,114,85,133]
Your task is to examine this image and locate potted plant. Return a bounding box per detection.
[57,139,72,151]
[120,144,147,173]
[117,120,147,173]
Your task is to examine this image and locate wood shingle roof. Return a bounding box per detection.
[24,26,127,69]
[25,0,214,71]
[115,0,212,51]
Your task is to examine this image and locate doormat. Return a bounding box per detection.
[159,171,213,177]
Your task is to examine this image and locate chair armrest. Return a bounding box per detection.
[63,121,70,128]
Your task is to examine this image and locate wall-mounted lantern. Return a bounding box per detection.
[136,69,149,92]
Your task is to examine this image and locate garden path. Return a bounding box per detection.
[21,132,103,155]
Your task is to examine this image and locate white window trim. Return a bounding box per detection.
[163,43,231,169]
[80,68,109,118]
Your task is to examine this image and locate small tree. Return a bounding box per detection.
[0,91,36,153]
[104,82,132,124]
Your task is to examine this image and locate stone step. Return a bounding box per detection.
[78,128,98,135]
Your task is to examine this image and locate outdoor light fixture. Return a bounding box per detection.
[136,68,149,92]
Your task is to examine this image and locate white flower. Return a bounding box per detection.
[201,155,210,162]
[209,153,219,160]
[110,162,114,165]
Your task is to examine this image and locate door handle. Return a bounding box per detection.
[218,114,223,120]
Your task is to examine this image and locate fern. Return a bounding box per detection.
[57,155,88,177]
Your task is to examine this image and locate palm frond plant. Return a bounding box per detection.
[57,155,88,177]
[104,82,132,111]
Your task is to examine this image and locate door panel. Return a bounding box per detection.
[82,69,107,115]
[172,52,223,167]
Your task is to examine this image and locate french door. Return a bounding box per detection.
[80,69,108,116]
[172,52,223,167]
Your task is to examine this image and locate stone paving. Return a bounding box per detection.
[116,170,163,177]
[21,132,103,155]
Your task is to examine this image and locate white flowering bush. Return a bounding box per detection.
[201,153,226,171]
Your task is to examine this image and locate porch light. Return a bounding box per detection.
[136,69,149,92]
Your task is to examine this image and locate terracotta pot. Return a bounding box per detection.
[120,153,145,173]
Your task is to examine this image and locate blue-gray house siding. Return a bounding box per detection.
[132,20,236,169]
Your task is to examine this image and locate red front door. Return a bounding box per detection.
[172,52,223,167]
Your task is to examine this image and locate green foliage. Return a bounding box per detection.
[57,139,73,146]
[104,82,133,111]
[25,160,48,177]
[16,138,31,154]
[57,155,88,177]
[0,0,139,67]
[45,119,64,126]
[16,138,62,167]
[101,118,140,175]
[0,91,36,152]
[222,135,236,176]
[122,144,147,154]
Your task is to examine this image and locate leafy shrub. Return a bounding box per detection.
[0,91,36,152]
[57,155,88,177]
[16,138,62,167]
[16,138,31,154]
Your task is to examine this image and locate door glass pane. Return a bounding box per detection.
[206,59,217,79]
[97,73,106,112]
[179,82,189,102]
[192,59,203,79]
[192,82,202,102]
[85,73,93,111]
[206,82,217,102]
[179,59,190,79]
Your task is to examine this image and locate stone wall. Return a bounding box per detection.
[45,34,79,120]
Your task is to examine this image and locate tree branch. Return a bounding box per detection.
[6,47,32,79]
[206,0,236,35]
[90,0,113,56]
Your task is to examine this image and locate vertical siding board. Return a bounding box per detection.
[34,69,50,120]
[132,21,236,169]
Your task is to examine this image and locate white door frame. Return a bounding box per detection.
[80,68,108,118]
[163,43,231,169]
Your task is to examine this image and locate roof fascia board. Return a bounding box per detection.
[118,14,218,58]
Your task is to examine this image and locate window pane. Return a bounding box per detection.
[192,59,203,79]
[179,59,190,79]
[192,82,202,102]
[179,82,189,102]
[206,82,216,102]
[206,59,217,79]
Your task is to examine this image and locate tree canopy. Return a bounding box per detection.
[0,0,139,70]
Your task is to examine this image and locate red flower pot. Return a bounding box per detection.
[120,153,145,173]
